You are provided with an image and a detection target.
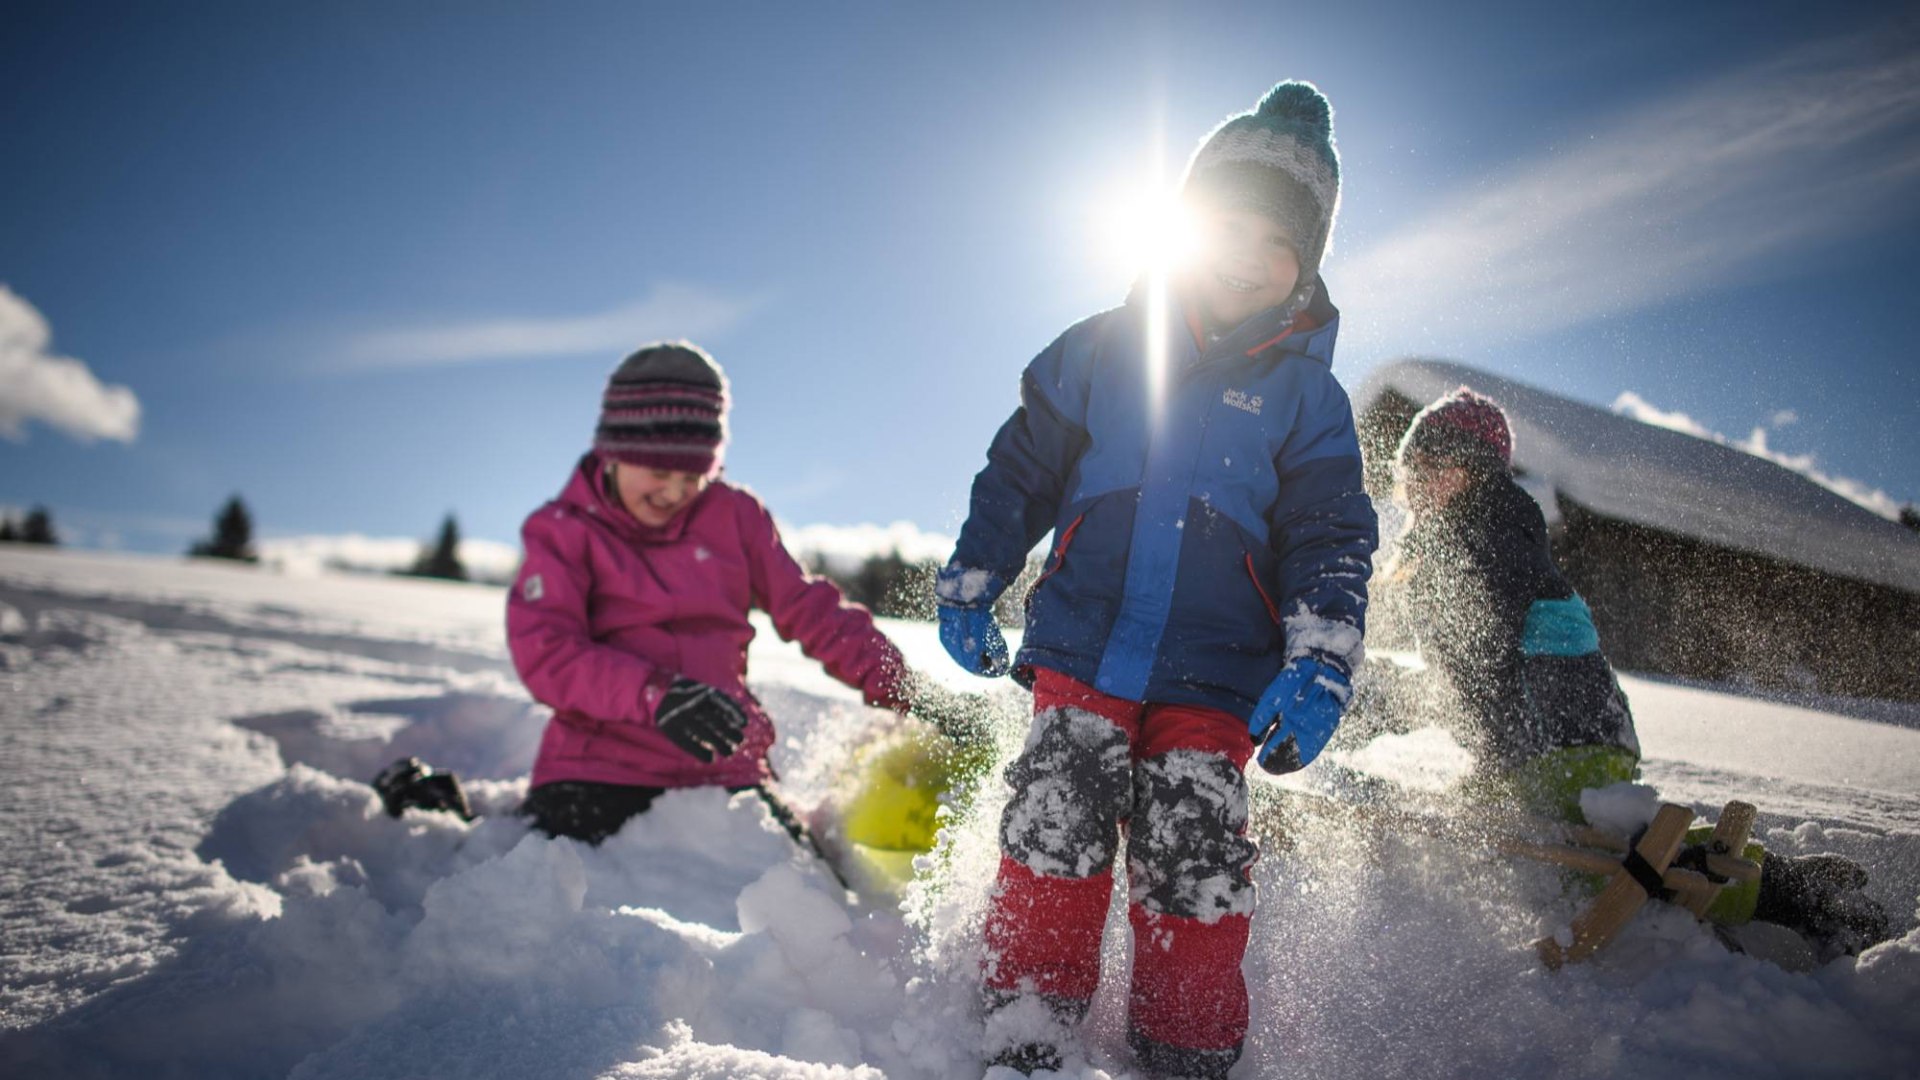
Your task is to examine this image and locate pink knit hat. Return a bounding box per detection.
[1395,386,1513,470]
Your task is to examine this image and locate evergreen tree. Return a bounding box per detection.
[1901,504,1920,535]
[191,496,259,561]
[409,514,468,581]
[0,517,16,542]
[20,506,57,546]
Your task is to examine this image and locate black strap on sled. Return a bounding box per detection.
[1620,824,1676,902]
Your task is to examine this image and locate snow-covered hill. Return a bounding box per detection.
[2,547,1916,1079]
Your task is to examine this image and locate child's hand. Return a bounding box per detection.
[656,676,750,762]
[899,672,998,748]
[1248,656,1352,775]
[938,607,1010,678]
[934,564,1010,678]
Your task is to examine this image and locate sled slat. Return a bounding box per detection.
[1681,800,1762,916]
[1535,803,1693,969]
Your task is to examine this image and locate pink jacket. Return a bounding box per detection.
[508,454,907,789]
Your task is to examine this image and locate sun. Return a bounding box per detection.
[1092,183,1200,280]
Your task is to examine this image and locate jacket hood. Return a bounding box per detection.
[1125,274,1341,369]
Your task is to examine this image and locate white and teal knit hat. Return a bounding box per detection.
[1183,81,1342,291]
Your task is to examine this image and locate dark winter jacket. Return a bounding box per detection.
[953,280,1377,719]
[1397,471,1637,768]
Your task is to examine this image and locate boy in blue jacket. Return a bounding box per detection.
[937,82,1377,1079]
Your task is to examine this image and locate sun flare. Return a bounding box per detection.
[1095,186,1200,281]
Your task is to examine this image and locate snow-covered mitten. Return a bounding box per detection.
[656,676,750,762]
[1248,655,1351,774]
[934,563,1010,677]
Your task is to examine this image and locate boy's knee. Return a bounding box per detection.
[1128,750,1256,920]
[999,705,1133,877]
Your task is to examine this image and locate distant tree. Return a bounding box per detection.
[1902,504,1920,535]
[0,517,16,542]
[409,514,468,581]
[190,496,258,562]
[20,506,58,546]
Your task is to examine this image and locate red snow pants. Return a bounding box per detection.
[983,668,1256,1076]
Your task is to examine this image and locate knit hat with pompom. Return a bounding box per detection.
[1183,81,1342,297]
[593,341,729,475]
[1396,387,1514,472]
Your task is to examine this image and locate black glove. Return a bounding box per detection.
[372,757,474,822]
[1753,851,1891,958]
[656,676,750,762]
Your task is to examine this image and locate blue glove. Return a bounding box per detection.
[935,564,1010,678]
[1248,656,1351,775]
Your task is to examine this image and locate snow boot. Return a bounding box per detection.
[982,988,1078,1076]
[372,756,474,822]
[987,1043,1062,1075]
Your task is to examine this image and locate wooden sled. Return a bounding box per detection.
[1534,799,1759,968]
[1254,786,1762,968]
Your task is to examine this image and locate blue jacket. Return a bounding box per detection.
[954,280,1377,719]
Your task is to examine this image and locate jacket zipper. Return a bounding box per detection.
[1026,513,1086,610]
[1245,552,1281,626]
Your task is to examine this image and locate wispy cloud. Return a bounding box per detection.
[333,282,763,371]
[0,286,141,443]
[1340,33,1920,354]
[1612,391,1905,519]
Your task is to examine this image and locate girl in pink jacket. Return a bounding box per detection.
[507,341,915,844]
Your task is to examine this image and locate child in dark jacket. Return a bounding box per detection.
[1381,386,1638,818]
[937,83,1377,1078]
[1374,387,1888,961]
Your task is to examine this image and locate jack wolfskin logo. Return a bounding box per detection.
[522,573,544,602]
[1223,388,1264,416]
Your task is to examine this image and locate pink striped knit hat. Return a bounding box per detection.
[594,341,729,475]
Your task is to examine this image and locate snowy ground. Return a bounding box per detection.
[1,546,1916,1079]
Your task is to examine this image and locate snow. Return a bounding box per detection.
[3,545,1919,1078]
[1281,603,1365,674]
[1353,359,1920,594]
[257,533,524,585]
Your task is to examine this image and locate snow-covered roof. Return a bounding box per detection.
[1353,359,1920,594]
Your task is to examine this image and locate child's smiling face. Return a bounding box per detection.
[1189,205,1302,331]
[611,462,710,527]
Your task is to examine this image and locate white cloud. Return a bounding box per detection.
[1611,391,1904,519]
[335,282,761,371]
[1339,36,1920,354]
[1609,391,1716,441]
[780,520,955,577]
[256,533,522,583]
[1769,409,1800,429]
[0,286,140,443]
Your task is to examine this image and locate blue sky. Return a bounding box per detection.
[4,1,1916,556]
